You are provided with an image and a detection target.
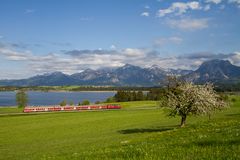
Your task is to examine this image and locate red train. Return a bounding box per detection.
[23,104,121,113]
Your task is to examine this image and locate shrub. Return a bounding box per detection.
[105,97,116,103]
[59,100,67,106]
[95,101,101,104]
[69,101,74,106]
[81,100,90,105]
[231,97,237,102]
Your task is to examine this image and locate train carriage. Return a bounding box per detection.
[23,104,121,113]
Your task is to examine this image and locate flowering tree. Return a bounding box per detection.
[161,82,228,127]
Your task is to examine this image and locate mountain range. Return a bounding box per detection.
[0,59,240,86]
[185,59,240,84]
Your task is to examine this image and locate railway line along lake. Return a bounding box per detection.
[0,91,116,106]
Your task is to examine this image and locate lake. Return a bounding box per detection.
[0,91,116,107]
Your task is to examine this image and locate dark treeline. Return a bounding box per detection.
[0,86,52,91]
[214,83,240,92]
[113,89,166,102]
[0,86,154,92]
[69,86,154,91]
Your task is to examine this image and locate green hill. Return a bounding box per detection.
[0,98,239,160]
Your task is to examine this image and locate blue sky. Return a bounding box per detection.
[0,0,240,79]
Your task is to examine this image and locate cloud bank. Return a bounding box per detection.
[1,43,240,79]
[157,1,202,17]
[166,18,209,31]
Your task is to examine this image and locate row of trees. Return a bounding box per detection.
[1,86,154,92]
[113,89,166,102]
[114,91,144,102]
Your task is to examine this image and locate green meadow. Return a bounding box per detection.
[0,99,240,160]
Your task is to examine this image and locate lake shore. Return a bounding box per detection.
[0,90,118,92]
[0,91,116,106]
[37,90,117,93]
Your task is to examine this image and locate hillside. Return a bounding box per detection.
[0,97,240,159]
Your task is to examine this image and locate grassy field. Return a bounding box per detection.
[0,107,23,114]
[0,98,239,160]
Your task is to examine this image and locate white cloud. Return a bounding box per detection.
[122,48,146,57]
[169,37,183,43]
[0,45,149,76]
[80,17,92,21]
[204,4,211,11]
[205,0,222,4]
[1,43,240,79]
[141,12,150,17]
[154,36,183,46]
[25,9,35,14]
[175,52,240,69]
[219,4,225,9]
[228,51,240,64]
[228,0,240,7]
[144,5,150,9]
[166,18,209,31]
[0,48,30,61]
[229,0,240,3]
[0,47,59,62]
[157,1,202,17]
[110,45,116,50]
[205,0,240,7]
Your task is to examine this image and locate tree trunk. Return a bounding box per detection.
[180,115,187,127]
[208,114,211,120]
